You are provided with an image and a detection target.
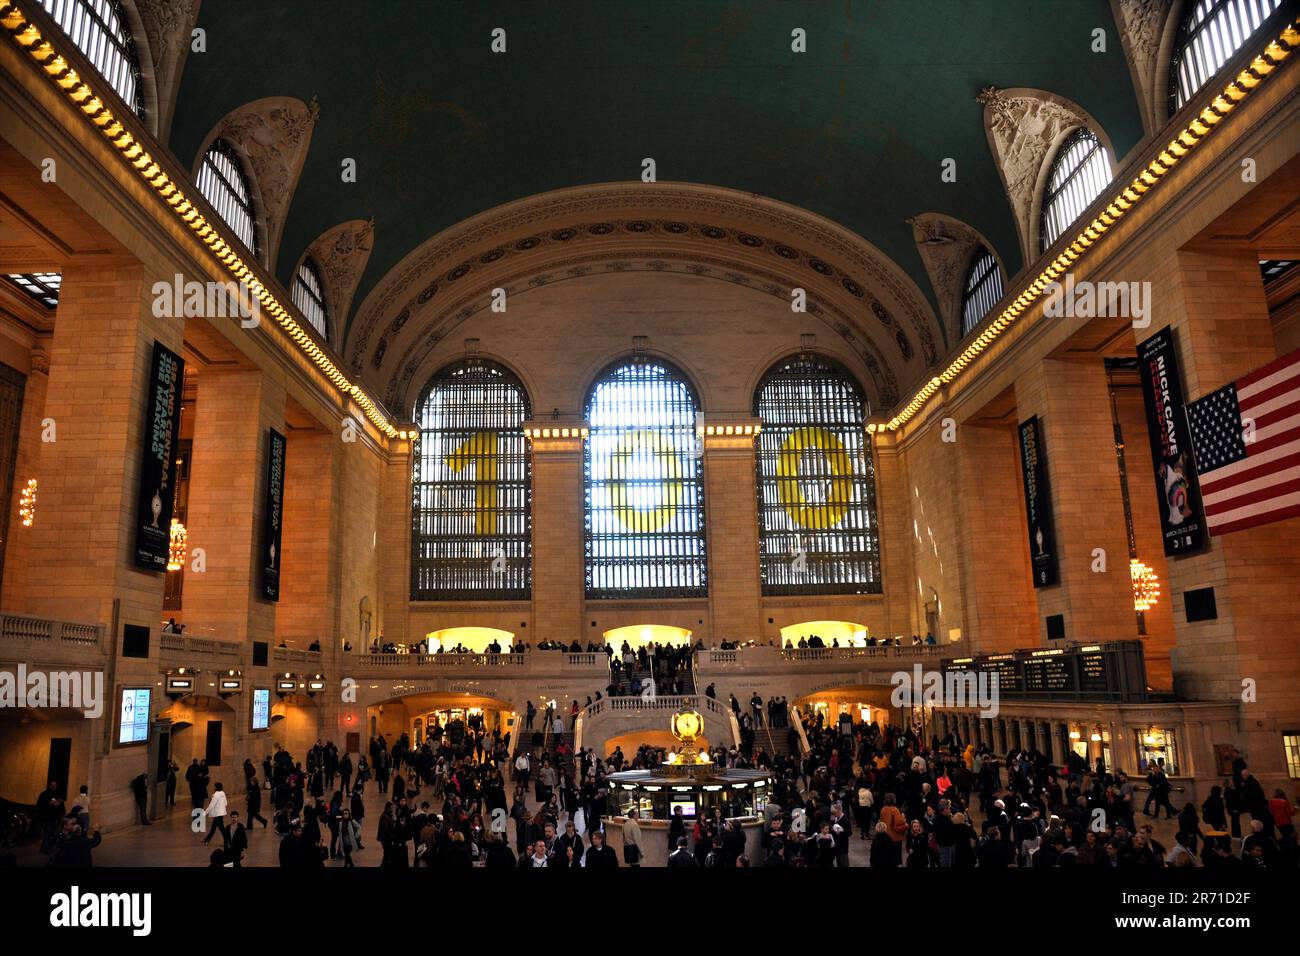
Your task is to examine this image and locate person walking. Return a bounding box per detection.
[227,811,248,867]
[246,778,268,828]
[339,809,362,867]
[201,782,230,848]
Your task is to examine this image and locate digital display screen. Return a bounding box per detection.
[670,799,697,817]
[118,687,151,745]
[252,688,270,730]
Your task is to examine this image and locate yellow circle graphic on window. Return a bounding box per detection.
[608,429,685,533]
[776,427,853,529]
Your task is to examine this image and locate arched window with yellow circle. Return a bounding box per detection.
[411,360,531,600]
[754,355,881,594]
[585,360,706,598]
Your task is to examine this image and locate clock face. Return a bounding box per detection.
[675,711,701,738]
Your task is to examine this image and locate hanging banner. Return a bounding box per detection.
[1018,415,1058,588]
[260,428,286,601]
[133,342,185,571]
[1137,327,1208,556]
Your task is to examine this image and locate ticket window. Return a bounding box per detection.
[1069,726,1087,760]
[1137,727,1180,775]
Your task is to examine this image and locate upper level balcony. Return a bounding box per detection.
[0,612,105,668]
[341,648,609,680]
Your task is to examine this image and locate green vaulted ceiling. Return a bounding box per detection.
[168,0,1145,341]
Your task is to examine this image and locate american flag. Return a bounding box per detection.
[1186,349,1300,537]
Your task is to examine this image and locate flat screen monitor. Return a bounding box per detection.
[251,688,270,730]
[670,798,697,817]
[118,687,151,745]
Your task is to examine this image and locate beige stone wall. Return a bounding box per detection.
[956,421,1039,654]
[183,367,286,646]
[1014,359,1137,644]
[896,413,965,644]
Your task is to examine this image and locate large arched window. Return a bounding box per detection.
[197,139,258,255]
[292,258,328,339]
[754,355,881,595]
[960,247,1003,337]
[1170,0,1283,113]
[411,360,531,600]
[1040,128,1112,252]
[40,0,143,118]
[584,360,706,598]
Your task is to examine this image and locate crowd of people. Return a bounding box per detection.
[11,675,1297,871]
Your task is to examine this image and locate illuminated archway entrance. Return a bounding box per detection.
[602,624,692,649]
[368,691,518,758]
[422,626,515,653]
[794,686,897,730]
[780,620,871,647]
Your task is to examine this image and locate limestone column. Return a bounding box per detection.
[18,258,181,629]
[873,429,917,639]
[0,349,48,608]
[277,427,339,645]
[702,424,762,640]
[956,421,1038,652]
[1048,720,1065,765]
[529,430,584,643]
[1145,247,1299,786]
[1014,358,1136,644]
[379,436,413,646]
[183,367,286,646]
[994,718,1007,755]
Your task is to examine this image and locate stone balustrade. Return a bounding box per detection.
[1,613,100,646]
[342,649,608,677]
[159,632,241,661]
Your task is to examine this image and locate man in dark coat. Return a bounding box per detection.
[583,830,619,868]
[227,811,248,867]
[667,836,698,867]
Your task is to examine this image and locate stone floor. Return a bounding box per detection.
[13,772,1191,867]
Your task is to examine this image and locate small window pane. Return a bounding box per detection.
[960,248,1002,337]
[1040,129,1112,252]
[40,0,143,118]
[292,259,328,339]
[196,140,258,256]
[1170,0,1283,113]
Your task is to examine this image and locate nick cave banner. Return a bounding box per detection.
[1137,327,1207,556]
[134,341,185,571]
[1018,415,1058,588]
[261,428,286,601]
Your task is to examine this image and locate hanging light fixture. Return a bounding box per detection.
[1108,366,1161,631]
[167,517,188,571]
[1130,557,1161,612]
[17,477,35,527]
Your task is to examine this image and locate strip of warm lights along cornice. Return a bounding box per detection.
[873,13,1300,435]
[0,1,416,442]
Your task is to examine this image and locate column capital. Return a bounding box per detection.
[698,416,760,453]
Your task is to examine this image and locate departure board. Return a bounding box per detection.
[943,641,1147,702]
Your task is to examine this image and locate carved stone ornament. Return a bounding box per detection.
[977,86,1095,261]
[207,96,319,268]
[302,219,375,349]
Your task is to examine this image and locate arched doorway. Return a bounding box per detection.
[367,691,519,757]
[779,620,871,647]
[602,624,692,649]
[159,694,236,768]
[422,626,514,653]
[794,686,898,732]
